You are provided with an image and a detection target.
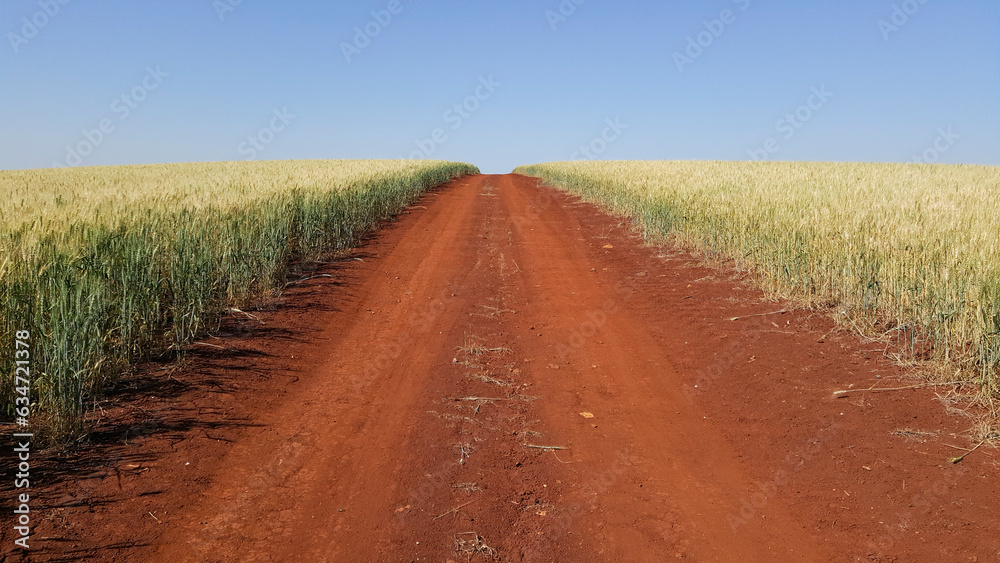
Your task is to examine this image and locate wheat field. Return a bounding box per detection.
[0,159,478,436]
[515,160,1000,401]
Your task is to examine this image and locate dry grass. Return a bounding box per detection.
[456,334,512,367]
[453,482,481,493]
[890,428,939,443]
[970,417,1000,444]
[454,532,499,560]
[476,297,515,318]
[465,372,514,387]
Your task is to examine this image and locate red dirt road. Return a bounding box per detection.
[6,174,998,562]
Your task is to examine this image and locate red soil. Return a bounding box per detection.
[3,174,997,562]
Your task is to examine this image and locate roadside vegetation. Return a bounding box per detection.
[0,159,478,439]
[515,160,1000,414]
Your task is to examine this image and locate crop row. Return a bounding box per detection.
[515,160,1000,400]
[0,159,478,437]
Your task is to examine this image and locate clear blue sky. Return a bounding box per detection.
[2,0,997,173]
